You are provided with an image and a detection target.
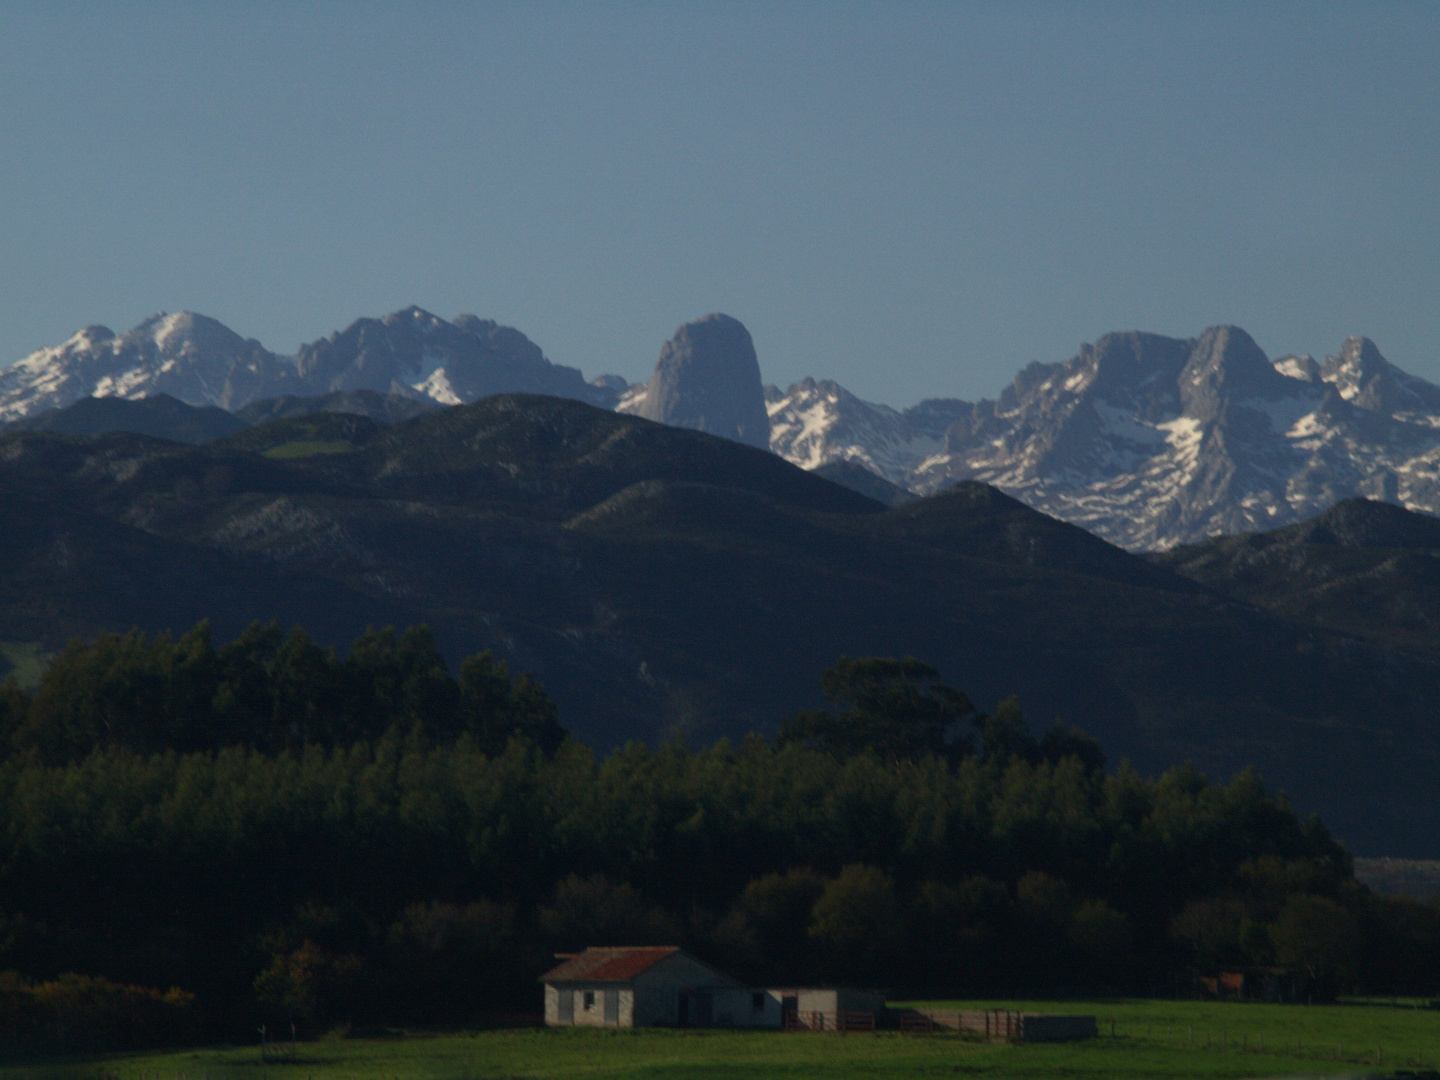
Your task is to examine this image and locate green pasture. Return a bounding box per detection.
[4,999,1438,1080]
[261,440,356,459]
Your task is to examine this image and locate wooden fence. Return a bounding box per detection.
[896,1009,1095,1042]
[783,1010,876,1032]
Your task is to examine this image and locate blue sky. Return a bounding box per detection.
[1,2,1436,406]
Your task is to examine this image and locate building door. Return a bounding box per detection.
[694,991,713,1027]
[604,989,619,1026]
[557,989,573,1024]
[678,994,690,1027]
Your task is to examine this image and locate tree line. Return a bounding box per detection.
[0,625,1436,1051]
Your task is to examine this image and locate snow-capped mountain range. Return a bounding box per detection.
[0,312,295,419]
[774,326,1440,549]
[6,308,1440,550]
[766,378,970,484]
[0,307,619,425]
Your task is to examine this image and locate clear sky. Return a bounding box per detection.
[1,2,1437,406]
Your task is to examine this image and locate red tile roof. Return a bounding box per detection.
[540,946,683,983]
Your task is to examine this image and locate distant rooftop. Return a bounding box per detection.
[541,946,681,983]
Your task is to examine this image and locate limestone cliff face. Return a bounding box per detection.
[767,325,1440,550]
[622,314,771,451]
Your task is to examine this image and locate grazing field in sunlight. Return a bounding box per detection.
[5,998,1438,1080]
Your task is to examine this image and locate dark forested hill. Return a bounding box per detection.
[2,396,1440,853]
[1152,498,1440,663]
[3,393,249,444]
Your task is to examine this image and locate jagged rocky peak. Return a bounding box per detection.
[1324,335,1389,390]
[1273,353,1323,383]
[451,312,549,367]
[1074,331,1192,408]
[626,313,771,450]
[294,306,608,408]
[1177,325,1294,419]
[1316,336,1440,419]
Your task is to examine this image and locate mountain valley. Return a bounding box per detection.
[7,310,1440,853]
[1,394,1439,854]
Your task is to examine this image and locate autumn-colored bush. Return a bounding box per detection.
[0,971,195,1052]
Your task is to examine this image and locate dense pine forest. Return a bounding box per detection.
[1,622,1438,1051]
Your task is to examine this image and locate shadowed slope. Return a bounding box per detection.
[5,393,249,444]
[1154,498,1440,661]
[2,396,1440,852]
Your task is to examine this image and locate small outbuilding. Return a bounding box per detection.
[541,946,741,1028]
[777,988,886,1030]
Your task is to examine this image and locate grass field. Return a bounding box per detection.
[4,999,1438,1080]
[262,440,356,459]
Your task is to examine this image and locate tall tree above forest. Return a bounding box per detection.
[778,656,974,761]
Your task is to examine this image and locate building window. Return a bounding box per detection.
[584,991,595,1010]
[752,992,766,1012]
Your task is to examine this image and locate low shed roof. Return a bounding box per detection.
[541,946,683,983]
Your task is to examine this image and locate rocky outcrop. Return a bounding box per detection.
[620,314,771,450]
[295,306,612,408]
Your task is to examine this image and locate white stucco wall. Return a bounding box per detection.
[546,951,737,1028]
[544,984,633,1027]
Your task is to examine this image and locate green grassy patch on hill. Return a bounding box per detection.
[261,439,356,459]
[6,1000,1438,1080]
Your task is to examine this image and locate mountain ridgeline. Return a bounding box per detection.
[2,393,1440,854]
[772,327,1440,549]
[0,306,626,426]
[10,307,1440,549]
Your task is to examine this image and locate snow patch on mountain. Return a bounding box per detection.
[1,306,613,424]
[766,330,1440,550]
[615,383,649,414]
[12,306,1440,554]
[0,313,297,423]
[766,378,967,486]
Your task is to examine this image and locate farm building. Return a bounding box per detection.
[540,947,886,1030]
[778,988,886,1030]
[541,946,741,1028]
